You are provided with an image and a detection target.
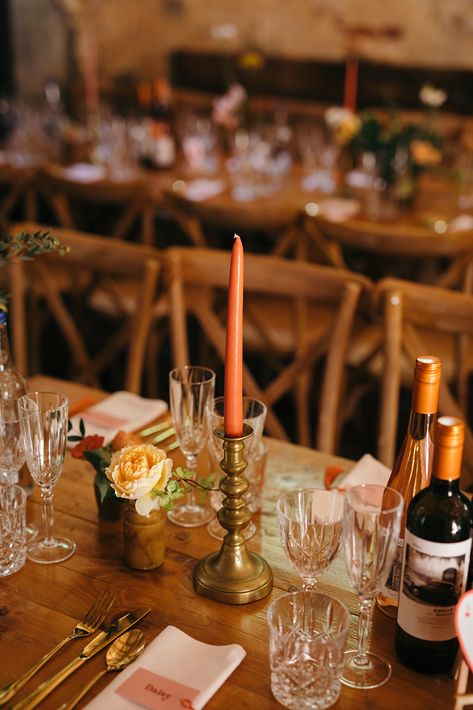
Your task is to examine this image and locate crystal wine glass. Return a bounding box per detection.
[277,488,344,591]
[342,484,403,689]
[18,391,76,564]
[167,366,215,527]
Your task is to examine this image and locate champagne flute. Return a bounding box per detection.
[342,484,403,689]
[277,488,344,591]
[18,391,76,564]
[167,366,215,527]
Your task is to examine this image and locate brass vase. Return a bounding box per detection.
[123,502,165,570]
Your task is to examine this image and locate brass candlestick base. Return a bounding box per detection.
[193,424,273,604]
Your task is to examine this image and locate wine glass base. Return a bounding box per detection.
[341,650,391,689]
[207,517,256,541]
[167,504,214,528]
[26,537,76,564]
[26,522,37,543]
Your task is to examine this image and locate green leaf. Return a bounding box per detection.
[83,447,112,476]
[79,418,85,436]
[68,420,73,432]
[94,470,113,503]
[67,435,83,442]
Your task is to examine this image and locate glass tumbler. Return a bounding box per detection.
[0,484,26,576]
[267,591,350,710]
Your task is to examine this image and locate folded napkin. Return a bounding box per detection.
[69,391,167,445]
[61,163,107,183]
[448,214,473,233]
[84,625,246,710]
[317,197,360,222]
[338,453,391,491]
[183,178,225,202]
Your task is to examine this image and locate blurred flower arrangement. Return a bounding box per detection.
[212,83,248,131]
[69,424,213,516]
[325,101,443,201]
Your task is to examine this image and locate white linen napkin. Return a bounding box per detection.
[183,178,225,201]
[317,197,360,222]
[61,163,107,183]
[84,625,246,710]
[68,391,168,445]
[338,453,391,491]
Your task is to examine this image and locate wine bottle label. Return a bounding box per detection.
[380,538,404,599]
[397,530,471,641]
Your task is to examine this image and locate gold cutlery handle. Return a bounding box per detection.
[11,656,84,710]
[0,636,72,706]
[58,669,107,710]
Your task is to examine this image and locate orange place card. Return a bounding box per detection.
[455,589,473,671]
[115,668,199,710]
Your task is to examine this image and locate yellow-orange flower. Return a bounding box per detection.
[105,445,172,514]
[411,140,442,167]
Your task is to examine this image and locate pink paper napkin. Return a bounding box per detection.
[84,625,246,710]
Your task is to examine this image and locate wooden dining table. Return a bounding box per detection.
[0,375,458,709]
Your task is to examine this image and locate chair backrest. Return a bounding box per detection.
[374,277,473,487]
[167,245,371,452]
[9,222,160,393]
[0,165,38,226]
[38,167,153,243]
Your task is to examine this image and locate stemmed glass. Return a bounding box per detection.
[277,488,344,590]
[18,391,76,564]
[342,484,403,689]
[167,366,215,528]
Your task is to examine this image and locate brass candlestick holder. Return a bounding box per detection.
[193,423,273,604]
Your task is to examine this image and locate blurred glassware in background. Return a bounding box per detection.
[179,113,220,174]
[89,113,139,181]
[297,121,339,194]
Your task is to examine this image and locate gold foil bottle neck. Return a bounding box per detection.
[412,355,442,414]
[432,416,465,481]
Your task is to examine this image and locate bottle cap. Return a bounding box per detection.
[412,355,441,414]
[432,416,465,480]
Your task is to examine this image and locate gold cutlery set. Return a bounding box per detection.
[0,592,150,710]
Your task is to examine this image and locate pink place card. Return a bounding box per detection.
[116,668,199,710]
[81,409,129,429]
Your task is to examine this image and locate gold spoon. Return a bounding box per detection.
[58,629,146,710]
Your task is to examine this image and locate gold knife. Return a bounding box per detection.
[11,608,151,710]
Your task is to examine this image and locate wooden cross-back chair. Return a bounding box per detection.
[374,277,473,488]
[9,222,161,393]
[167,246,371,452]
[310,215,473,286]
[38,166,155,244]
[0,164,38,227]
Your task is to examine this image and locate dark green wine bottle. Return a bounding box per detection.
[395,417,472,673]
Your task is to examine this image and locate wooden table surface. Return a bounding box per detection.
[0,376,457,709]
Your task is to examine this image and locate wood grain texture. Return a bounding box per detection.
[0,375,456,709]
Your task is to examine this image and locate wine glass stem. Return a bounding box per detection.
[356,598,374,665]
[40,486,55,543]
[185,455,198,507]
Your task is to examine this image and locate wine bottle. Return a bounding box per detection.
[395,416,472,673]
[377,355,441,618]
[0,307,26,407]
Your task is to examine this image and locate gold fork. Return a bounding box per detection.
[0,590,115,706]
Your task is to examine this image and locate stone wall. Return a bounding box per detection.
[10,0,473,101]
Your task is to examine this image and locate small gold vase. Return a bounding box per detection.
[123,502,165,570]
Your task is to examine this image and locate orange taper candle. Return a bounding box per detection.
[224,234,244,437]
[343,57,358,113]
